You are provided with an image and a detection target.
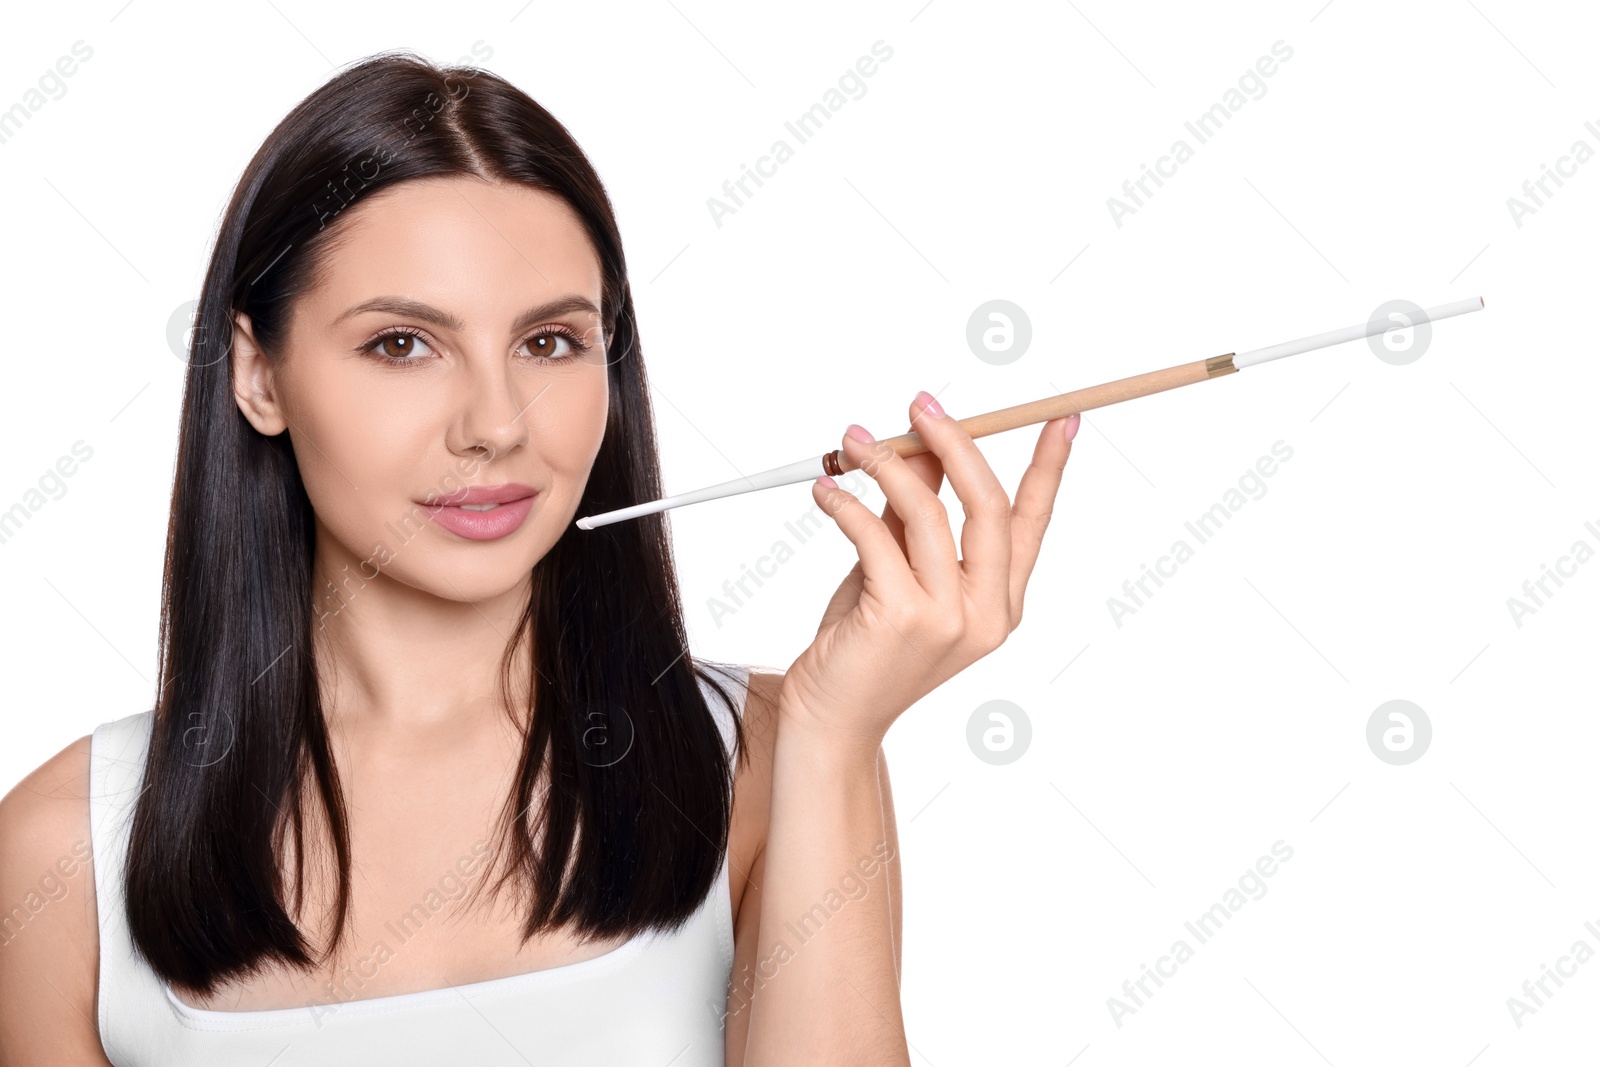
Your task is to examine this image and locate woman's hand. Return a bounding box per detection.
[779,390,1080,751]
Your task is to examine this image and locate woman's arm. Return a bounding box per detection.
[744,708,908,1064]
[737,393,1075,1065]
[0,736,114,1067]
[725,669,904,1067]
[879,742,903,990]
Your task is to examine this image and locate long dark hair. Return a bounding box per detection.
[125,50,745,994]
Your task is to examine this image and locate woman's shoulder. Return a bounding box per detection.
[701,661,787,915]
[692,657,786,708]
[687,652,784,756]
[0,732,107,1062]
[0,731,98,896]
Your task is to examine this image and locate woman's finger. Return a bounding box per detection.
[880,450,945,555]
[1008,414,1078,617]
[904,392,1013,610]
[811,471,923,603]
[838,424,960,604]
[816,557,867,634]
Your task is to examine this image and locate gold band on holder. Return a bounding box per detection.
[1206,353,1238,377]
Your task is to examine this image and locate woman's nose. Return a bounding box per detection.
[447,359,539,459]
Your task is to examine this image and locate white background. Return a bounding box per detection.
[2,1,1596,1063]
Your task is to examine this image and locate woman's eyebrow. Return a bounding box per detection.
[333,294,602,334]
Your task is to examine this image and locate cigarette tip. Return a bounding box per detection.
[574,517,594,531]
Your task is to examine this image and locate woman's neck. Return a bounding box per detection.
[308,548,535,736]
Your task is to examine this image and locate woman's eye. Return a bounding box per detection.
[365,328,581,365]
[523,331,574,360]
[374,332,433,361]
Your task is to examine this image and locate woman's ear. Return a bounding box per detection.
[231,312,288,436]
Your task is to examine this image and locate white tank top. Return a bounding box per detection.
[89,661,751,1066]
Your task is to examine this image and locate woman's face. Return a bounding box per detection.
[231,175,610,610]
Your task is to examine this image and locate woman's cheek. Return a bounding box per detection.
[293,385,423,544]
[551,372,609,476]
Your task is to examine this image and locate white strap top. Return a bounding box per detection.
[89,661,751,1066]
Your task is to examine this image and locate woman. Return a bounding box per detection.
[0,51,1078,1066]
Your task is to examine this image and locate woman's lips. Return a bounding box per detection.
[421,489,537,541]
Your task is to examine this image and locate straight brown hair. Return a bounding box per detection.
[125,50,744,994]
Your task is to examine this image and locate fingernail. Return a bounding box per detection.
[914,390,945,419]
[846,424,874,443]
[1063,413,1081,443]
[816,475,838,488]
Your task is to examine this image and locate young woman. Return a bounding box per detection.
[0,51,1078,1066]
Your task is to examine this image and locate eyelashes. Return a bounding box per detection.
[358,323,595,367]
